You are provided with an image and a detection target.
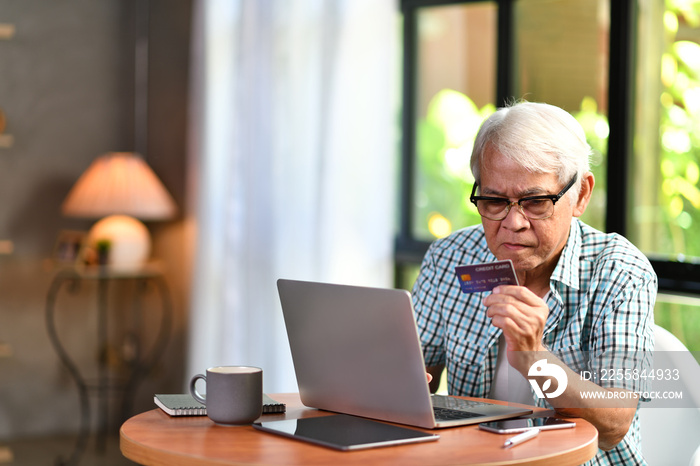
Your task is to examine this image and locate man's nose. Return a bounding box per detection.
[501,203,530,229]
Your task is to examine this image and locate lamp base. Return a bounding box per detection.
[87,215,151,270]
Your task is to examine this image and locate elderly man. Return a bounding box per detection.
[413,102,657,465]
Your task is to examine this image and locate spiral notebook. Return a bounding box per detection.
[154,393,286,416]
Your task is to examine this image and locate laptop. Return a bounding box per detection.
[276,279,532,429]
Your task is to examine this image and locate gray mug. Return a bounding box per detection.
[189,366,263,425]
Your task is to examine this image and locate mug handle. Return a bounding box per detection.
[189,374,207,404]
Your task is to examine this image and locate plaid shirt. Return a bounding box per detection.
[413,219,657,466]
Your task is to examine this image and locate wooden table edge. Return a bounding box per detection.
[477,430,598,466]
[121,421,238,466]
[120,424,192,466]
[120,394,599,466]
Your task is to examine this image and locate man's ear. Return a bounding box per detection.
[573,172,595,218]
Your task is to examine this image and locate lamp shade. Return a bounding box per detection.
[62,152,177,220]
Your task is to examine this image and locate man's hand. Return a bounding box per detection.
[426,365,444,394]
[483,285,549,371]
[484,286,637,450]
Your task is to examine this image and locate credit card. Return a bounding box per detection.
[455,259,519,293]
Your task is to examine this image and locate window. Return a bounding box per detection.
[397,0,700,300]
[512,0,610,231]
[411,3,496,242]
[631,1,700,287]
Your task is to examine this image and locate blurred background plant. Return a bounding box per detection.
[659,0,700,258]
[654,0,700,353]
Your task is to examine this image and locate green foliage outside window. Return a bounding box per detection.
[657,1,700,258]
[653,1,700,353]
[414,90,493,240]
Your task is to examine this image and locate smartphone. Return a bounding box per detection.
[478,417,575,434]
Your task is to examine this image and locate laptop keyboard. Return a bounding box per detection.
[431,396,488,409]
[433,406,482,421]
[431,395,492,422]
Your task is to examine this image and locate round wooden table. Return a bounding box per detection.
[121,393,598,465]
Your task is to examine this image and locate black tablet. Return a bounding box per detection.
[253,414,439,451]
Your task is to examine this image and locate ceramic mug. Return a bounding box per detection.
[189,366,263,425]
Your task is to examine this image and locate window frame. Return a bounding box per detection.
[396,0,700,294]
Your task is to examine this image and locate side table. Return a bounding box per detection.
[45,264,172,466]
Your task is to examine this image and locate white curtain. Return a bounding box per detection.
[186,0,399,393]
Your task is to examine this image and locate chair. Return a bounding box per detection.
[639,325,700,465]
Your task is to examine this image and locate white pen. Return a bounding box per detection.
[503,428,540,448]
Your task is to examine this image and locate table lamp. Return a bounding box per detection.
[62,152,177,269]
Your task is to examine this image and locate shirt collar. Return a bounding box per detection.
[550,218,582,291]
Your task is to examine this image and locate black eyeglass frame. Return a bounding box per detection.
[469,175,578,220]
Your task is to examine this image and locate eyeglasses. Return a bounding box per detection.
[469,175,577,221]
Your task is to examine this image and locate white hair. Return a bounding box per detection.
[470,102,591,199]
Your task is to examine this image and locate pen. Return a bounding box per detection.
[503,428,540,448]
